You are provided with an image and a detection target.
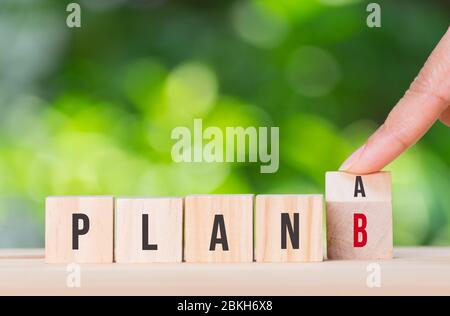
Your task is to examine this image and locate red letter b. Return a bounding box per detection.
[353,213,367,247]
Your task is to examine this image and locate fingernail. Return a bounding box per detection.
[339,144,366,171]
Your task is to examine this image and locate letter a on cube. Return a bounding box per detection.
[45,196,114,263]
[184,195,253,263]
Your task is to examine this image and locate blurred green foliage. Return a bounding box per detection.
[0,0,449,247]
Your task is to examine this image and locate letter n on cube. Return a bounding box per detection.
[255,194,323,262]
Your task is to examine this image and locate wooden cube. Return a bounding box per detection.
[255,194,323,262]
[45,196,114,263]
[184,195,253,263]
[115,197,183,263]
[325,171,393,260]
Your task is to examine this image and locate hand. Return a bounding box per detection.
[339,27,450,174]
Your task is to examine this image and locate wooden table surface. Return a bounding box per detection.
[1,247,449,295]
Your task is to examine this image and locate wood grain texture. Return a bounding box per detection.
[1,248,449,295]
[325,171,393,260]
[326,201,392,259]
[326,171,391,202]
[0,249,44,259]
[115,197,183,263]
[184,195,253,263]
[255,195,323,262]
[45,196,114,263]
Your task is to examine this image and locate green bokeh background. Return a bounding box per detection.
[0,0,449,247]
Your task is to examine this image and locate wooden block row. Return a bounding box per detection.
[45,194,323,263]
[45,171,393,263]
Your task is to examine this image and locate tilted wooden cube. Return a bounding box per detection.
[115,197,183,263]
[325,171,393,260]
[184,195,253,263]
[255,194,323,262]
[45,196,114,263]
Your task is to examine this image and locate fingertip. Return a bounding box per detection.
[439,107,450,126]
[338,144,366,172]
[339,163,383,175]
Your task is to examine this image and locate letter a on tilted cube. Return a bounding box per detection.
[325,172,393,260]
